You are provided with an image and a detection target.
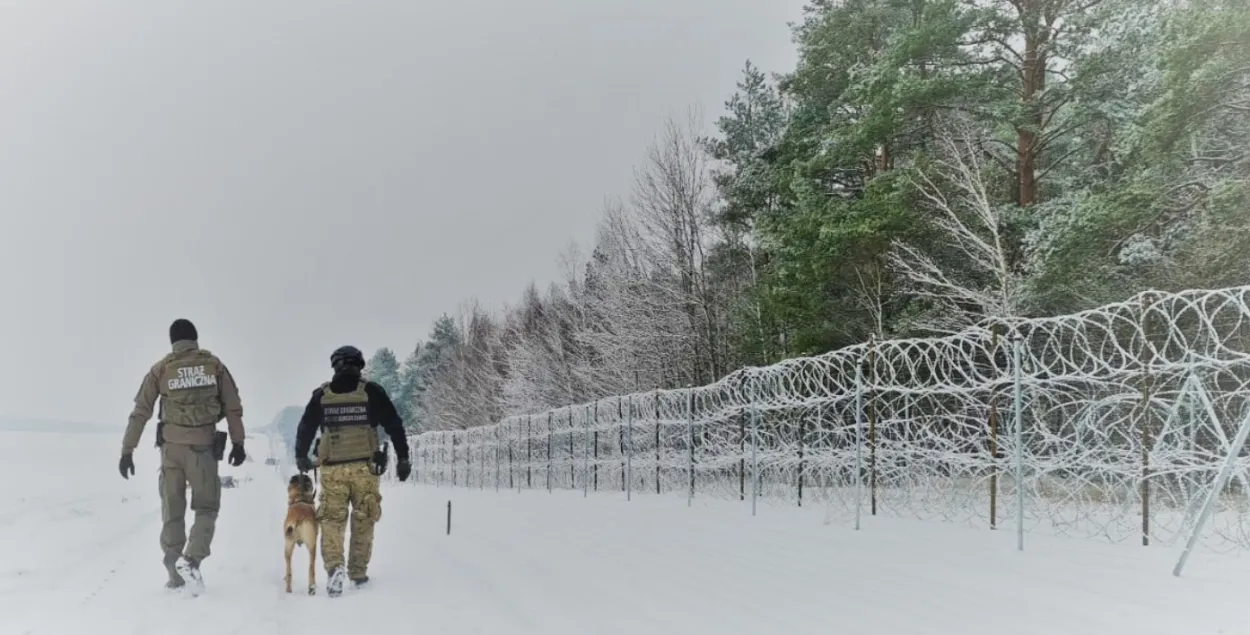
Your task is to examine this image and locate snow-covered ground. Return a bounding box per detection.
[1,428,1248,634]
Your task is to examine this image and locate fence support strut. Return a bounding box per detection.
[1175,409,1250,576]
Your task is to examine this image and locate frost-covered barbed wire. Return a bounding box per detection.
[400,284,1250,552]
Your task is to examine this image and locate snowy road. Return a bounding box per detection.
[2,429,1248,634]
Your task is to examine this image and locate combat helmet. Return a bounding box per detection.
[330,345,365,373]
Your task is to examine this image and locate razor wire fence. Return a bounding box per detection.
[394,285,1250,553]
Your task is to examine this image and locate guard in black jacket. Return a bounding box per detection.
[293,345,411,596]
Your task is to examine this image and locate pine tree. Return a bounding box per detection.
[411,315,462,430]
[356,0,1249,433]
[395,342,424,430]
[365,348,401,401]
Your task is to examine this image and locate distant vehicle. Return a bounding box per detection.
[265,458,278,466]
[220,476,237,488]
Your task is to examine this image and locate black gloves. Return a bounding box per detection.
[370,449,389,476]
[396,458,411,482]
[119,443,244,477]
[228,443,246,467]
[296,456,313,473]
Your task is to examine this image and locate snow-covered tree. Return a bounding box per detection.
[889,115,1030,334]
[395,342,424,429]
[371,0,1249,432]
[365,348,401,399]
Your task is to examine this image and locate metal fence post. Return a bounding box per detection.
[654,393,661,495]
[1012,329,1025,551]
[687,386,695,507]
[627,395,634,502]
[751,375,760,517]
[855,359,864,530]
[593,401,600,492]
[584,404,591,498]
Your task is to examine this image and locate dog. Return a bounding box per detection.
[284,473,319,595]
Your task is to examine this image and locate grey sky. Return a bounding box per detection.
[0,0,803,429]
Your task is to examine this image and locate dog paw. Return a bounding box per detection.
[308,586,316,596]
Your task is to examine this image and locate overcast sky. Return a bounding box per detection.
[0,0,804,431]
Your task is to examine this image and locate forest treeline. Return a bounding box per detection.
[362,0,1249,432]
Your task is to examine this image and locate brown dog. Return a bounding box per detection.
[284,473,319,595]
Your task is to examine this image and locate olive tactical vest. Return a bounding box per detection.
[157,348,224,428]
[316,380,378,464]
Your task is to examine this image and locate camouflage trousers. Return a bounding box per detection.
[158,442,220,583]
[317,461,382,580]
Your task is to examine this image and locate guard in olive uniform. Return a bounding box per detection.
[294,345,411,597]
[119,318,247,593]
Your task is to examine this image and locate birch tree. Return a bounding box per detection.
[889,115,1029,334]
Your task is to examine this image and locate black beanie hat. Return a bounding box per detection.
[169,318,198,343]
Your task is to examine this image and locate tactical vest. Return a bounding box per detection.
[316,380,378,464]
[157,348,223,428]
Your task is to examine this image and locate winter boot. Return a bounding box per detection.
[163,553,182,589]
[351,575,369,589]
[326,565,347,598]
[175,556,204,597]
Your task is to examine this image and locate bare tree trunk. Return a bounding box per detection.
[1017,0,1044,208]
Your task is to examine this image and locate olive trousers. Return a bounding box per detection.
[158,442,220,582]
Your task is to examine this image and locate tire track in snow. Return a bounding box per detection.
[0,503,162,595]
[423,538,541,631]
[0,496,99,526]
[41,459,297,634]
[7,504,162,634]
[431,504,675,634]
[449,492,837,633]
